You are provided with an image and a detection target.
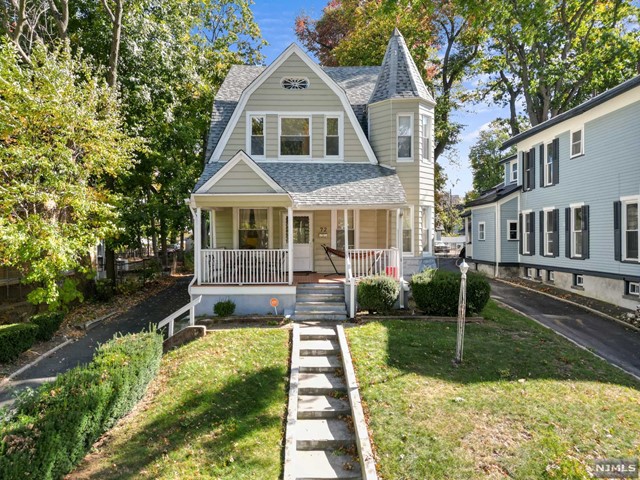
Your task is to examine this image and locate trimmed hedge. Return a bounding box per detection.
[410,269,491,316]
[214,299,236,317]
[30,312,65,342]
[357,275,400,314]
[0,323,38,363]
[0,329,163,480]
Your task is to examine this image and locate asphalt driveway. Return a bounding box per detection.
[0,276,191,408]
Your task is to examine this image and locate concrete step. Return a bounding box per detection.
[298,394,351,419]
[297,285,344,295]
[300,340,340,356]
[293,313,347,322]
[298,373,346,395]
[296,302,346,313]
[294,450,361,479]
[297,293,345,303]
[299,327,337,341]
[300,355,341,373]
[296,419,355,450]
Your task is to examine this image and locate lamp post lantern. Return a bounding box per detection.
[455,259,469,364]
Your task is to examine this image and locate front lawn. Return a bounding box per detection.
[71,327,290,479]
[347,301,640,479]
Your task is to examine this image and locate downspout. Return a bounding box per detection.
[495,202,500,278]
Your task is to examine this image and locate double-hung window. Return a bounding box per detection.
[523,212,532,254]
[544,209,555,256]
[402,207,413,253]
[510,161,518,183]
[508,220,518,241]
[280,117,310,156]
[478,222,486,241]
[397,114,413,160]
[336,210,355,250]
[325,116,340,157]
[623,199,639,261]
[420,114,431,162]
[571,129,583,157]
[249,115,265,157]
[545,142,554,185]
[571,206,584,258]
[238,208,268,249]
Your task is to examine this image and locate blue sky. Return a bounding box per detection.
[251,0,507,196]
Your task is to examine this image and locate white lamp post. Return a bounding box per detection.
[455,259,469,364]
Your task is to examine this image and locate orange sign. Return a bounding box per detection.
[270,298,279,307]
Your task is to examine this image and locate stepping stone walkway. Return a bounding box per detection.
[284,324,377,480]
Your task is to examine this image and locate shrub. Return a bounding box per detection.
[116,279,142,296]
[214,299,236,317]
[0,329,163,480]
[357,275,400,314]
[0,324,38,363]
[94,278,115,302]
[410,269,490,316]
[30,312,65,342]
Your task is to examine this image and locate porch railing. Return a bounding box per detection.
[200,249,289,285]
[348,248,399,279]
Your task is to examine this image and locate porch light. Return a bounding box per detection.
[455,259,469,364]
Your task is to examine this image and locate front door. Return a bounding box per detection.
[285,214,313,271]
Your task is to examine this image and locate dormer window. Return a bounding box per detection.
[280,116,310,157]
[510,160,518,183]
[281,77,309,90]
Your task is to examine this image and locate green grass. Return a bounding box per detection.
[347,300,640,480]
[71,328,290,479]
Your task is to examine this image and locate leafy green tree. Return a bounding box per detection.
[0,41,138,307]
[469,119,515,194]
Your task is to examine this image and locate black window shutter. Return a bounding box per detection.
[582,205,590,259]
[552,138,560,185]
[539,211,545,256]
[553,209,560,257]
[614,201,622,261]
[519,213,523,255]
[530,212,536,255]
[529,148,536,190]
[522,151,529,190]
[565,207,571,258]
[539,145,545,188]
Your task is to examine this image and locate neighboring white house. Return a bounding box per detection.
[467,77,640,309]
[187,29,436,317]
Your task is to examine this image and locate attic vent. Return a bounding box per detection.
[281,77,309,90]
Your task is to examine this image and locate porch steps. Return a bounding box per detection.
[285,324,368,480]
[293,284,347,322]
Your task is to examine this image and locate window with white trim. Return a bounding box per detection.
[478,222,486,241]
[280,117,310,156]
[250,115,265,157]
[402,207,413,253]
[627,281,640,296]
[523,212,532,254]
[420,114,431,162]
[571,206,584,258]
[510,160,518,183]
[623,198,639,261]
[544,209,555,256]
[421,207,431,252]
[238,208,268,249]
[325,116,340,157]
[336,210,355,250]
[527,268,535,278]
[571,129,583,157]
[544,142,554,185]
[397,114,413,160]
[507,220,518,241]
[573,273,584,287]
[547,270,555,282]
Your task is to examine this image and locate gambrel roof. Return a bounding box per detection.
[194,156,406,207]
[204,64,381,160]
[369,28,434,104]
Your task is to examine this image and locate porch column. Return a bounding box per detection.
[195,207,201,285]
[343,209,349,273]
[288,206,293,285]
[396,208,404,280]
[209,210,216,249]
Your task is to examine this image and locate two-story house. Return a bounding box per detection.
[186,29,435,318]
[467,76,640,309]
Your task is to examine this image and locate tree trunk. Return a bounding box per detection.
[102,0,124,88]
[160,215,168,268]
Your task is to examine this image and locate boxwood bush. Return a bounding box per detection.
[30,311,65,342]
[214,299,236,317]
[0,323,38,363]
[0,329,163,480]
[357,275,400,314]
[410,269,490,316]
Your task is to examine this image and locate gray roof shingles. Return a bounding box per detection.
[194,162,406,207]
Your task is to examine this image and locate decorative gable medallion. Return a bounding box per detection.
[281,77,309,90]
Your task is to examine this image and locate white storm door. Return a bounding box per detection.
[285,213,313,271]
